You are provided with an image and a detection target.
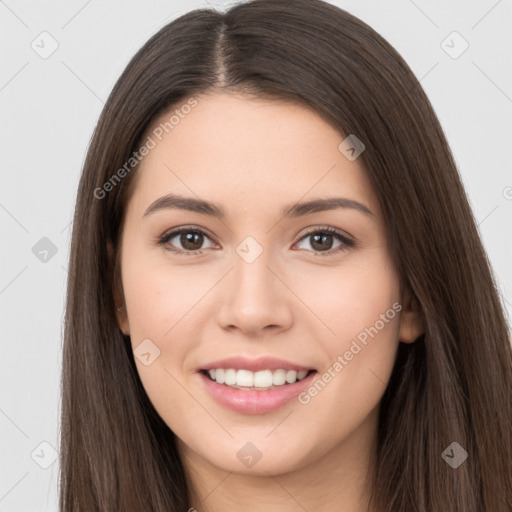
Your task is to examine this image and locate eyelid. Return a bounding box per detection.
[295,224,353,242]
[155,225,219,251]
[156,224,355,256]
[292,225,355,255]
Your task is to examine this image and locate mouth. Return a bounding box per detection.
[196,357,318,414]
[199,368,317,391]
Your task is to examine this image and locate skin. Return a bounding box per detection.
[111,92,424,512]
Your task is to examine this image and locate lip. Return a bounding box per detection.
[198,369,317,415]
[198,356,315,373]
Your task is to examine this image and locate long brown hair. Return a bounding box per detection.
[60,1,512,510]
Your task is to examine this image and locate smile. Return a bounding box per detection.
[198,370,318,415]
[202,368,314,390]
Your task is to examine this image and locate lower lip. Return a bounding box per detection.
[198,371,317,415]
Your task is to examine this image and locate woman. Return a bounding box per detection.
[60,1,512,510]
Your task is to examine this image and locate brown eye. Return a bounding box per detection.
[309,233,335,251]
[157,227,216,255]
[294,227,354,256]
[176,231,205,251]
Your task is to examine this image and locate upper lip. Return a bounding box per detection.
[199,356,315,373]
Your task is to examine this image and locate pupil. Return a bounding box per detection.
[181,232,203,250]
[311,233,333,251]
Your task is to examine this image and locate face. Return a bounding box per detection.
[111,92,422,477]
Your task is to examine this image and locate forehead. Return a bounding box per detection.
[126,92,380,221]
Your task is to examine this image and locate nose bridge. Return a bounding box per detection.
[232,234,280,304]
[235,238,273,290]
[216,234,293,334]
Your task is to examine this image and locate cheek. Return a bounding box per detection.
[291,251,401,399]
[120,253,206,421]
[121,247,209,341]
[294,252,401,418]
[291,250,401,342]
[120,247,216,415]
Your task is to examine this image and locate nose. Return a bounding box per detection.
[216,245,294,337]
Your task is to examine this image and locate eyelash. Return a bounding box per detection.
[155,225,355,257]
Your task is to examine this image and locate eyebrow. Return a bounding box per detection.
[143,193,374,219]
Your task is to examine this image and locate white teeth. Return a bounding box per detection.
[285,370,297,383]
[272,369,286,386]
[225,369,237,385]
[254,370,273,388]
[236,369,254,387]
[215,368,225,384]
[205,368,312,388]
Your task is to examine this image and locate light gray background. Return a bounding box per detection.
[1,0,511,510]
